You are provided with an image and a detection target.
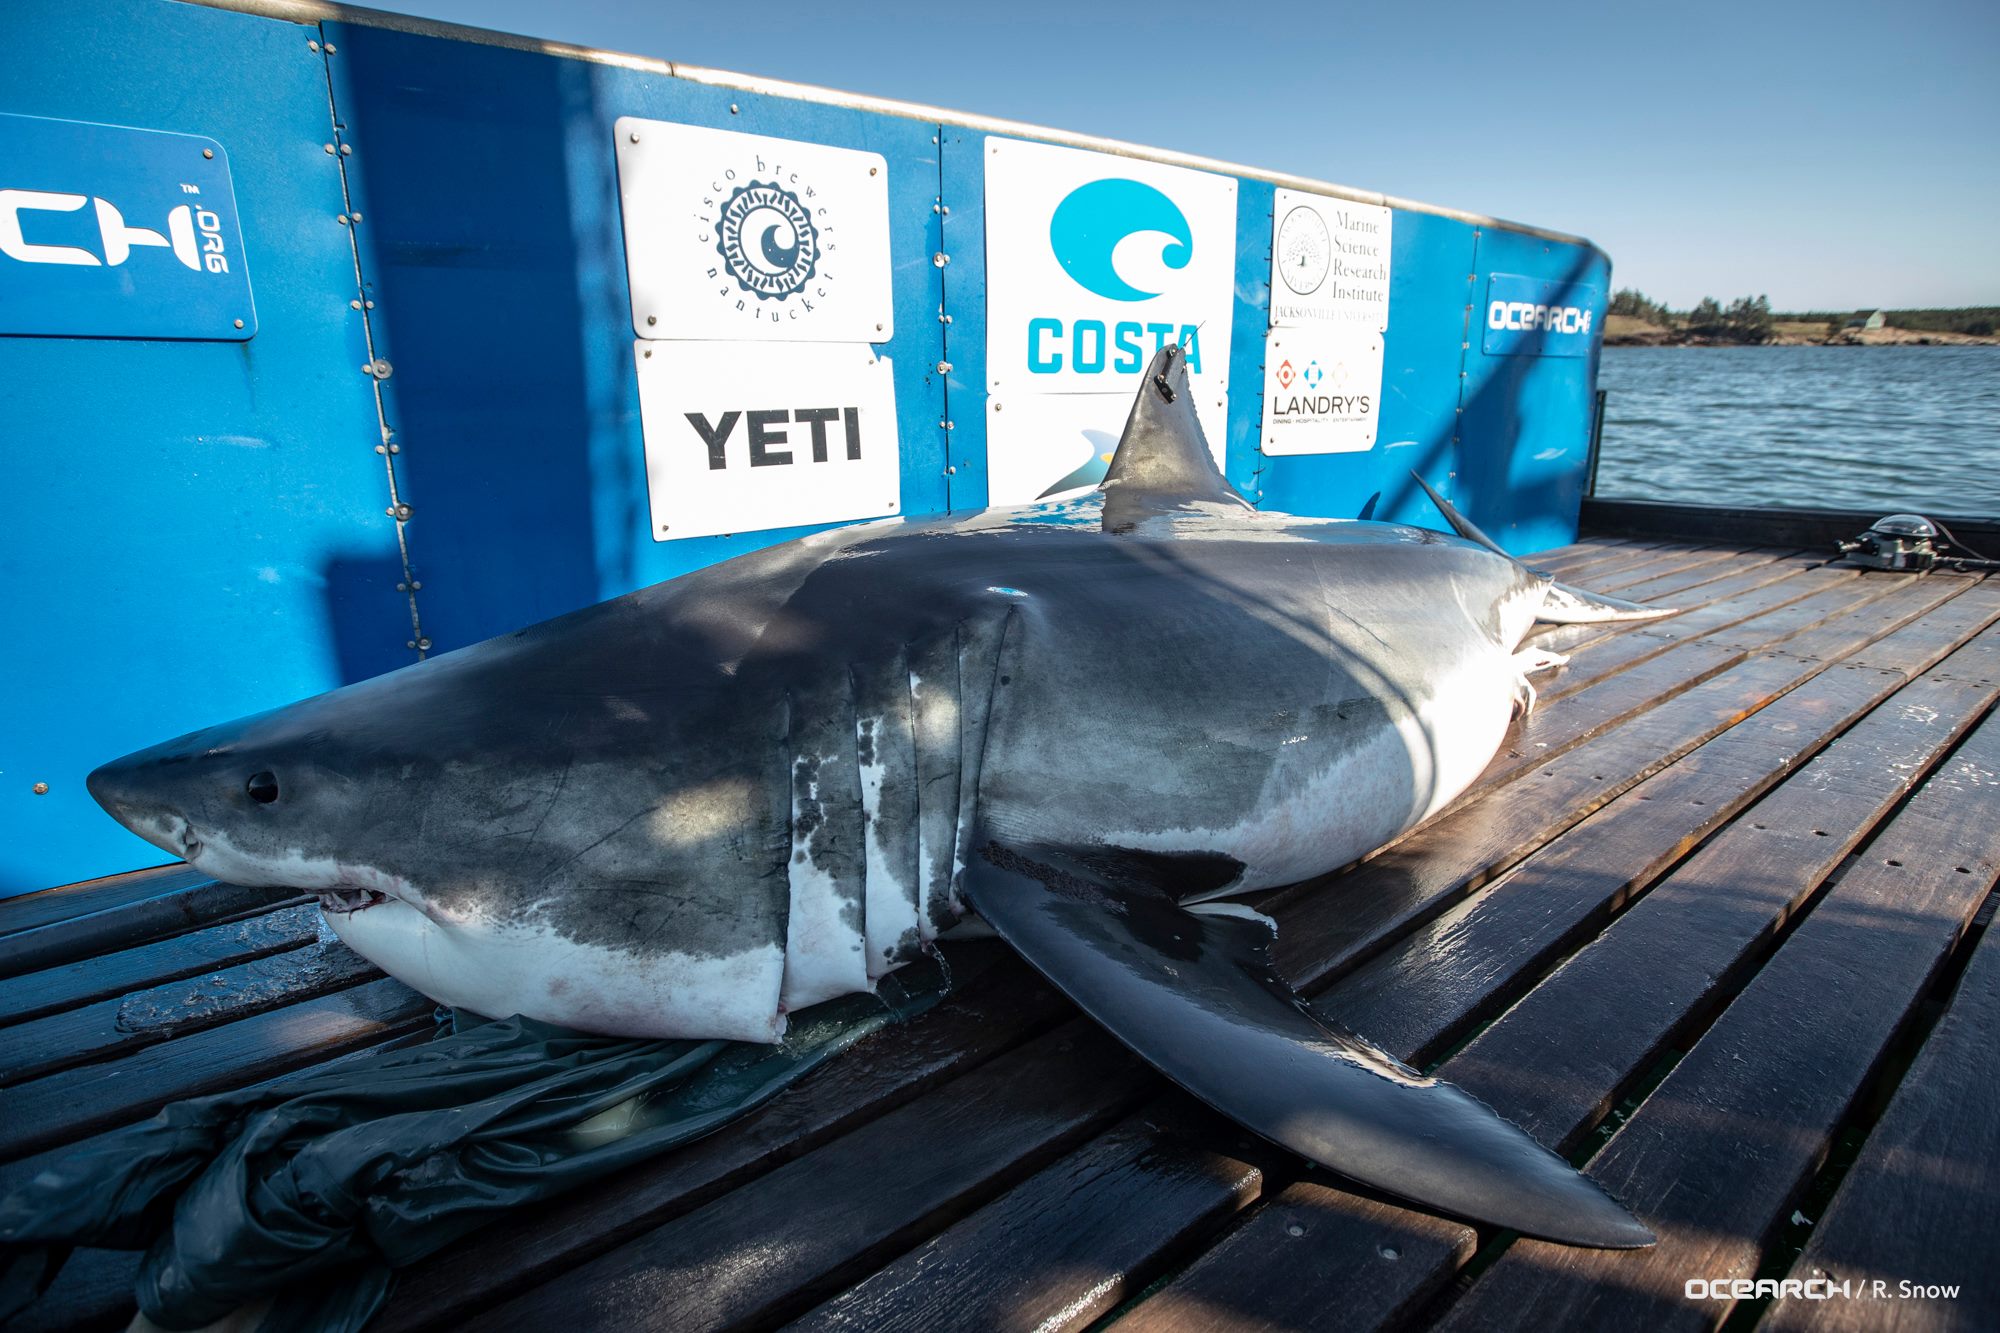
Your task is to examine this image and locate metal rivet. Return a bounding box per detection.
[350,299,363,310]
[417,637,431,650]
[308,39,320,52]
[729,103,739,114]
[994,402,1003,411]
[646,315,657,326]
[940,205,950,215]
[396,582,409,592]
[935,361,952,374]
[324,143,337,154]
[372,359,392,378]
[393,503,412,519]
[643,348,653,358]
[375,444,387,454]
[386,506,397,517]
[411,581,422,590]
[869,166,877,176]
[231,318,243,329]
[630,131,640,143]
[32,782,49,796]
[323,42,335,53]
[875,323,883,332]
[932,252,949,267]
[407,640,416,649]
[1379,1243,1401,1260]
[388,443,400,454]
[203,148,214,159]
[340,144,352,156]
[1286,1223,1305,1238]
[944,420,954,430]
[350,212,362,222]
[337,214,350,224]
[932,203,941,213]
[364,300,375,309]
[944,466,956,475]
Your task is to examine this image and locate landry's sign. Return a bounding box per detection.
[1482,273,1603,358]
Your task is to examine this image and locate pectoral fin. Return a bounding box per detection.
[960,836,1655,1248]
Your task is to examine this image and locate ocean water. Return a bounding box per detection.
[1593,345,2000,519]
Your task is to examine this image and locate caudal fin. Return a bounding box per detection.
[1408,472,1677,625]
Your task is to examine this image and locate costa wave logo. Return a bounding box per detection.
[1047,178,1192,301]
[0,190,231,273]
[1029,177,1206,376]
[715,179,819,300]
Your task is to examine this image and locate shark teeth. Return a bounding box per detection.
[318,887,390,915]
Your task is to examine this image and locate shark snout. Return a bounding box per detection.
[87,753,206,862]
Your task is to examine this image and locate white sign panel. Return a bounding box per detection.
[616,117,893,343]
[983,138,1237,400]
[1261,326,1382,455]
[986,389,1229,507]
[1269,189,1391,330]
[635,341,901,540]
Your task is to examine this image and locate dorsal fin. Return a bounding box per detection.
[1100,345,1249,532]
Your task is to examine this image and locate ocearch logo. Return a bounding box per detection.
[1488,299,1592,335]
[1048,178,1192,302]
[0,189,230,273]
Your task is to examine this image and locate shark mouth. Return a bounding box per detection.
[318,887,393,915]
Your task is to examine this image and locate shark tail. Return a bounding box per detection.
[1410,472,1678,625]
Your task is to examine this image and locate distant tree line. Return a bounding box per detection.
[1616,291,2000,339]
[1610,288,1775,342]
[1811,307,2000,336]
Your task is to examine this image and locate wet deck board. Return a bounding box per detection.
[4,536,1997,1332]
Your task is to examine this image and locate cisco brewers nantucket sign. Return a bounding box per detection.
[0,113,255,340]
[615,119,899,540]
[983,138,1237,505]
[1261,189,1390,455]
[1482,273,1602,358]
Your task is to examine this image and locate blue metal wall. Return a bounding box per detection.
[1,0,1612,892]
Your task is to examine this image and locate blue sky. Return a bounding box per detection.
[373,0,1998,312]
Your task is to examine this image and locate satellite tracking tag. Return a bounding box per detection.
[0,113,257,340]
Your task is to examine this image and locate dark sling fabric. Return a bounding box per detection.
[0,955,957,1331]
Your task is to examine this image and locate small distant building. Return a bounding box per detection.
[1845,309,1887,330]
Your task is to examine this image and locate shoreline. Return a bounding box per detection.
[1604,319,1999,348]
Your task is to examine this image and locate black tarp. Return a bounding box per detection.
[0,955,957,1331]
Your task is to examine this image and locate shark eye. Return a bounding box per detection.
[246,771,280,805]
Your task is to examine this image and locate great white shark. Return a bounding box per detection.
[89,346,1672,1248]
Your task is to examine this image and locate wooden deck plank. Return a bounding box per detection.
[785,1105,1260,1333]
[0,903,321,1027]
[1531,564,1859,708]
[0,939,379,1086]
[1614,548,1815,607]
[1109,1178,1476,1333]
[476,1022,1149,1333]
[0,863,199,937]
[1428,706,2000,1332]
[1763,914,2000,1333]
[1526,550,1815,660]
[786,578,1990,1333]
[0,976,430,1159]
[1587,543,1753,594]
[1522,538,1657,577]
[1036,591,2000,1333]
[0,879,295,979]
[12,547,1998,1333]
[1331,592,2000,1066]
[1271,576,1974,992]
[368,954,1071,1333]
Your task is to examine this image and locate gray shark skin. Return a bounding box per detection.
[89,346,1668,1248]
